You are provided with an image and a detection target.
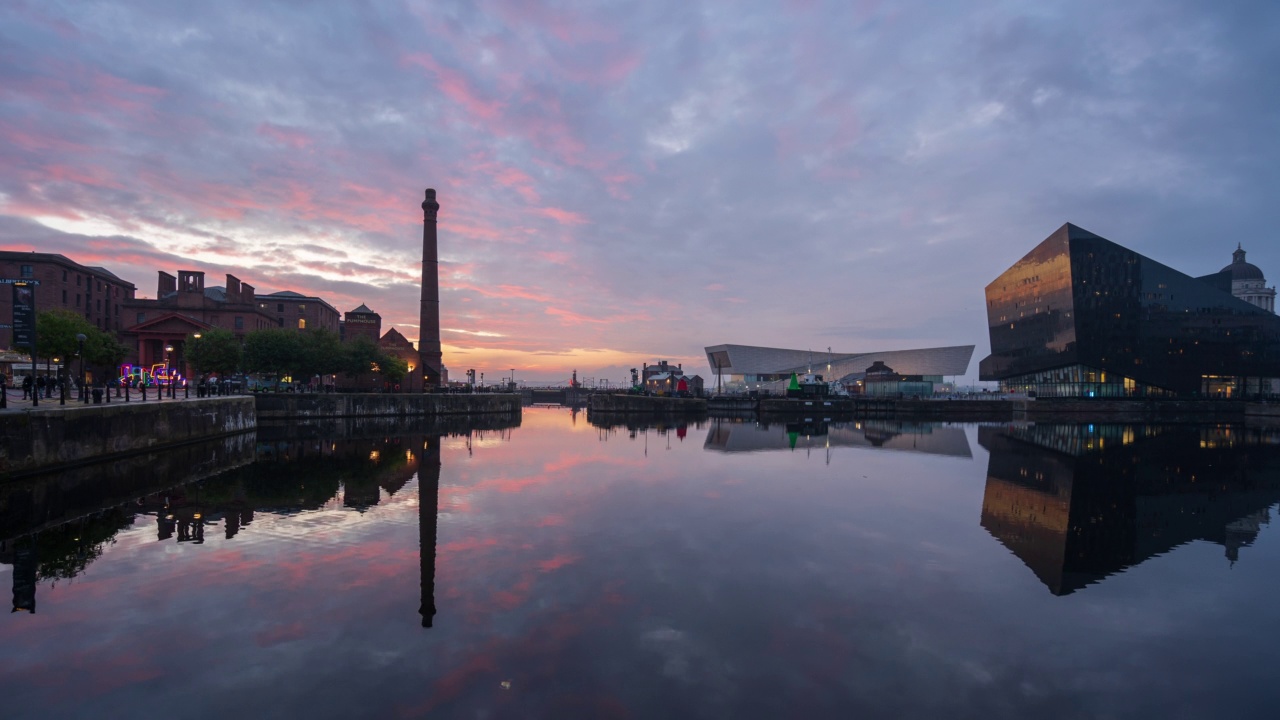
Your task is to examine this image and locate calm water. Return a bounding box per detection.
[3,408,1280,718]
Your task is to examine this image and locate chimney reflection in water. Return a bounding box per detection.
[420,435,441,628]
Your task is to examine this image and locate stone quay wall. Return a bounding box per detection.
[254,392,523,420]
[1,398,256,478]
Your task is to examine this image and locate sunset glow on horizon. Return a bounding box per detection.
[3,1,1276,383]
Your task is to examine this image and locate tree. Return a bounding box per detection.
[242,329,302,381]
[340,336,381,385]
[87,334,129,370]
[377,351,408,384]
[297,329,344,381]
[35,309,96,362]
[35,309,122,380]
[187,329,242,378]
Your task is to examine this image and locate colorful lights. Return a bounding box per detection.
[117,363,186,387]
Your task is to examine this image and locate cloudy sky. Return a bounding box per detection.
[2,0,1277,383]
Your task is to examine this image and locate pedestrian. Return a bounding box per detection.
[22,374,32,400]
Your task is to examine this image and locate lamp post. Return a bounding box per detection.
[164,344,174,400]
[76,333,87,403]
[192,333,202,398]
[54,357,64,405]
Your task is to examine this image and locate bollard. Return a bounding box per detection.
[124,382,130,402]
[141,384,147,401]
[104,383,110,403]
[92,388,103,404]
[185,383,189,399]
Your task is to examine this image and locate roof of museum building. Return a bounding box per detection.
[1221,245,1265,281]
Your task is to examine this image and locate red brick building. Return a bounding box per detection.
[342,304,381,343]
[379,327,423,393]
[256,291,341,333]
[120,270,276,371]
[0,251,137,349]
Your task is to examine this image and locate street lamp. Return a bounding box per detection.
[192,333,202,397]
[164,344,174,399]
[76,333,87,403]
[53,357,64,405]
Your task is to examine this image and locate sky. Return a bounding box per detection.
[2,0,1277,385]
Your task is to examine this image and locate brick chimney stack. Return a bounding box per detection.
[419,188,443,389]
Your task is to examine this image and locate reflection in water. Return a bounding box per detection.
[1,418,517,622]
[704,418,973,458]
[420,435,441,628]
[0,432,257,614]
[587,412,707,436]
[979,424,1280,595]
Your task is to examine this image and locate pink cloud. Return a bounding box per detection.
[537,553,581,572]
[533,207,588,225]
[402,53,504,120]
[257,122,313,149]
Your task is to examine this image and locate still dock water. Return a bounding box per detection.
[3,408,1280,718]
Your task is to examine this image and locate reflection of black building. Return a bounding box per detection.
[980,223,1280,397]
[979,424,1280,595]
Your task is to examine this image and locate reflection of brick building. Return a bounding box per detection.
[0,251,137,348]
[256,290,341,333]
[121,270,276,369]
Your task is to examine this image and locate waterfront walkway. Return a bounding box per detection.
[0,386,224,414]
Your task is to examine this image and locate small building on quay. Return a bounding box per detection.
[980,223,1280,398]
[860,361,935,398]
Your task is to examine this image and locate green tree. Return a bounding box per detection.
[243,329,303,381]
[376,351,409,384]
[298,329,344,381]
[188,329,242,378]
[35,309,96,362]
[88,333,129,369]
[340,336,381,385]
[35,309,123,379]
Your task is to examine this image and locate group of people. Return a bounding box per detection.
[0,373,72,400]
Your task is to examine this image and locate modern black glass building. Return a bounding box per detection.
[980,223,1280,398]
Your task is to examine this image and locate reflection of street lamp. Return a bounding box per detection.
[76,333,87,403]
[164,344,174,399]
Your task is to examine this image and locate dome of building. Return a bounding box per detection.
[1221,245,1265,281]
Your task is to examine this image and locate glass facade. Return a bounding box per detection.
[996,363,1170,398]
[981,224,1280,397]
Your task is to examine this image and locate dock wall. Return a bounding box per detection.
[253,392,522,420]
[0,398,256,478]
